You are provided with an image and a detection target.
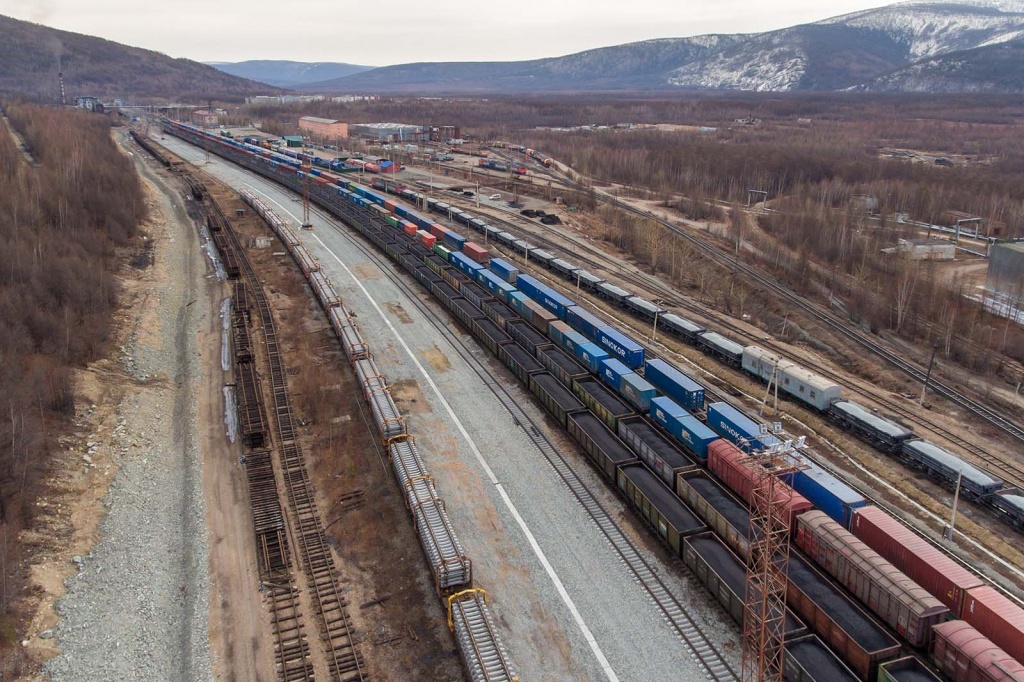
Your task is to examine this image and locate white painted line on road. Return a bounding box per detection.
[245,182,621,682]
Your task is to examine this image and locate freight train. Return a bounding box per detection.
[356,173,1024,532]
[161,119,1024,682]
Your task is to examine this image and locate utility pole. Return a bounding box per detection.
[650,301,665,342]
[920,345,937,405]
[759,361,781,418]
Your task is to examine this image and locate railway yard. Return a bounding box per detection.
[22,112,1024,682]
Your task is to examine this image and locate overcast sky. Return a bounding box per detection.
[1,0,892,65]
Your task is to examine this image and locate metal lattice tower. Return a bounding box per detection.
[741,436,805,682]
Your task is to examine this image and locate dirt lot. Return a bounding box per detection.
[201,179,464,681]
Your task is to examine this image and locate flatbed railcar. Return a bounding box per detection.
[697,331,744,366]
[900,440,1003,500]
[829,401,915,454]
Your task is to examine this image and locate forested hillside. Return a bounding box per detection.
[0,104,145,677]
[0,14,277,100]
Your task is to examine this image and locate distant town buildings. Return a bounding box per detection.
[348,122,427,142]
[75,96,104,113]
[299,116,348,140]
[246,95,327,105]
[191,109,219,126]
[330,95,380,103]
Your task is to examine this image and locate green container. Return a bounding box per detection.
[433,243,452,261]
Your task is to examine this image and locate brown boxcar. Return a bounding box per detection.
[571,377,635,432]
[619,464,704,557]
[931,620,1024,682]
[567,411,637,482]
[796,511,949,648]
[707,439,812,529]
[877,657,942,682]
[683,531,807,640]
[850,506,983,616]
[528,372,586,428]
[962,586,1024,667]
[785,635,860,682]
[522,298,557,336]
[617,416,699,489]
[787,552,902,681]
[675,470,752,561]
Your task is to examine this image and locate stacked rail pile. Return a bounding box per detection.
[129,128,171,167]
[219,191,367,682]
[240,189,507,678]
[205,193,312,679]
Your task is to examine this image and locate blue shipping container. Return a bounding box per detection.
[643,359,705,412]
[516,274,574,320]
[784,462,867,528]
[490,258,519,284]
[508,292,534,324]
[561,330,590,359]
[451,252,483,279]
[548,321,573,348]
[576,342,609,374]
[620,374,656,413]
[476,270,516,304]
[443,231,467,250]
[600,358,632,391]
[566,306,604,340]
[596,326,644,368]
[649,397,717,463]
[706,402,780,452]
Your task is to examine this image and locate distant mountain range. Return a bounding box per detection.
[295,0,1024,93]
[206,60,373,88]
[0,14,276,100]
[3,1,1024,98]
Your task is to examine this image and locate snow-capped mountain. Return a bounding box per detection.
[300,0,1024,93]
[667,1,1024,91]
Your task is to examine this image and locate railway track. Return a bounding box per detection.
[213,199,369,682]
[301,196,739,682]
[437,150,1024,446]
[443,201,1024,490]
[600,196,1024,447]
[224,241,313,679]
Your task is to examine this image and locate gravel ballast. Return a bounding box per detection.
[45,151,213,682]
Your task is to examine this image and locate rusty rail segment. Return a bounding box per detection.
[191,176,315,681]
[213,195,368,682]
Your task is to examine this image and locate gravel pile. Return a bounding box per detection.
[45,162,213,681]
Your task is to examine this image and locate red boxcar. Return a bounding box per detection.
[402,221,417,236]
[849,506,983,616]
[707,440,812,529]
[795,510,948,648]
[931,620,1024,682]
[416,230,436,248]
[430,223,450,241]
[463,242,489,264]
[962,586,1024,666]
[384,199,396,212]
